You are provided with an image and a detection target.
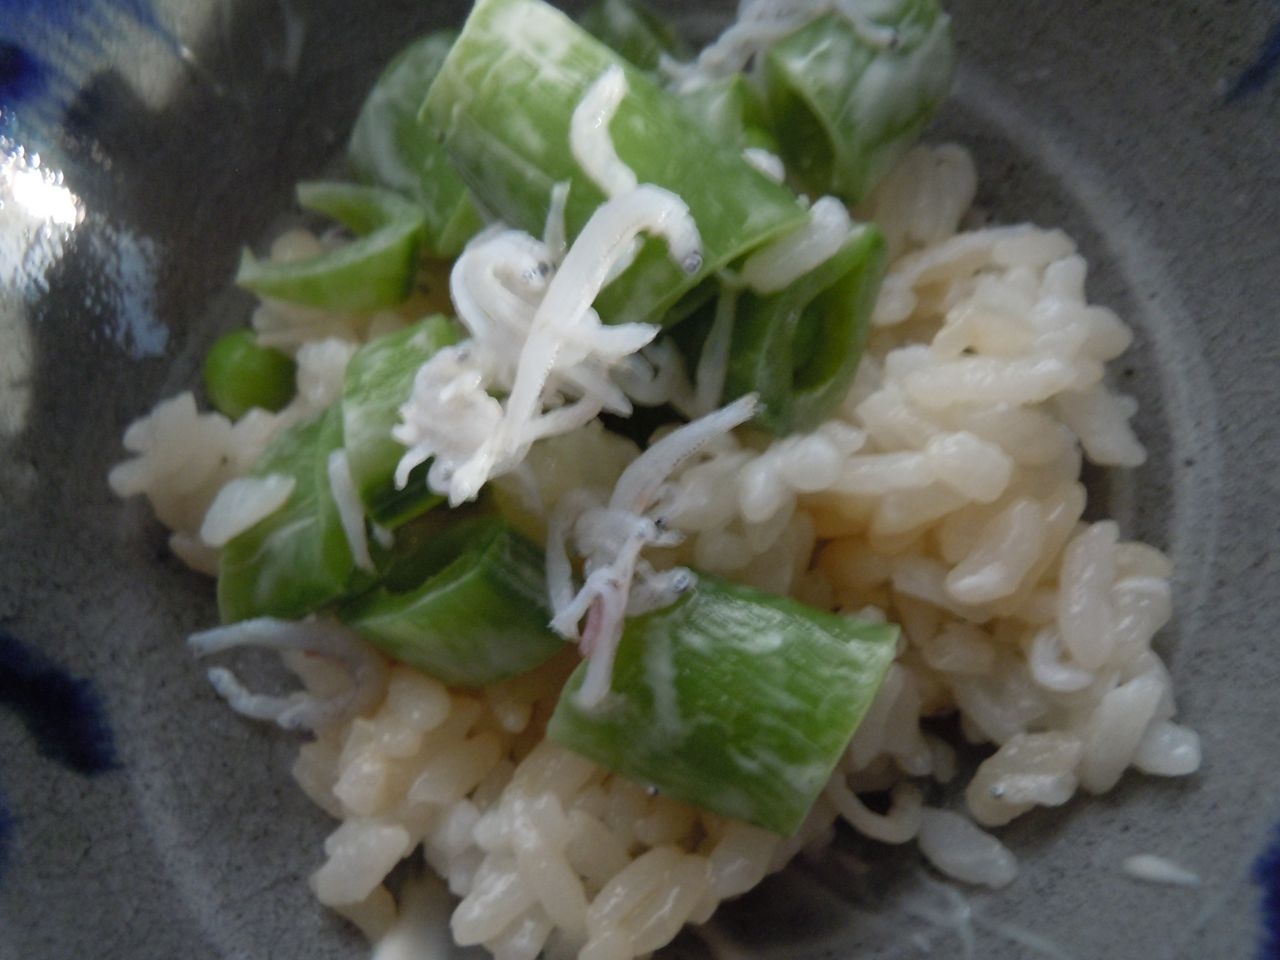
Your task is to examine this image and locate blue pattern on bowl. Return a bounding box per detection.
[0,0,179,139]
[0,632,118,883]
[0,40,46,106]
[1256,824,1280,960]
[1226,16,1280,102]
[1,0,175,355]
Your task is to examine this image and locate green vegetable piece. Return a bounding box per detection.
[548,574,898,835]
[741,124,782,155]
[347,31,485,258]
[677,75,775,152]
[236,182,425,312]
[423,0,808,327]
[342,315,459,528]
[764,2,955,202]
[726,222,886,435]
[342,518,565,687]
[579,0,689,72]
[218,407,367,622]
[202,329,296,420]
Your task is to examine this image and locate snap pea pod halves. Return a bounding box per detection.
[764,0,954,203]
[218,407,367,623]
[548,574,898,835]
[422,0,808,327]
[726,223,886,435]
[343,518,565,687]
[236,182,425,312]
[579,0,689,72]
[348,31,485,258]
[341,316,458,528]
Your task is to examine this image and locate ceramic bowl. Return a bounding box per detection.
[1,2,1278,958]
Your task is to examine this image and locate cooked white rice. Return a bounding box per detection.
[112,142,1198,959]
[1121,854,1200,888]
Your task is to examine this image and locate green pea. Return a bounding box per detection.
[202,330,297,420]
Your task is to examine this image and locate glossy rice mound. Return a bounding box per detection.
[110,143,1199,960]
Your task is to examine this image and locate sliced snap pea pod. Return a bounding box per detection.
[764,1,954,202]
[342,518,564,688]
[422,0,808,327]
[548,574,898,836]
[677,74,777,153]
[579,0,689,72]
[202,329,296,420]
[725,222,886,435]
[218,407,368,623]
[342,315,459,528]
[236,182,425,312]
[348,30,485,257]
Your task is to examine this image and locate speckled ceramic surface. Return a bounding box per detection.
[1,2,1277,958]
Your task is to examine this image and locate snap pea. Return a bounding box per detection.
[218,407,369,623]
[341,315,459,528]
[342,518,564,687]
[548,574,898,835]
[348,30,485,257]
[236,182,425,312]
[764,1,954,202]
[422,0,808,328]
[677,74,777,153]
[726,222,886,434]
[579,0,689,72]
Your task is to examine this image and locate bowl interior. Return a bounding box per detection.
[2,2,1279,958]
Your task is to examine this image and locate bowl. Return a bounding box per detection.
[2,1,1278,958]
